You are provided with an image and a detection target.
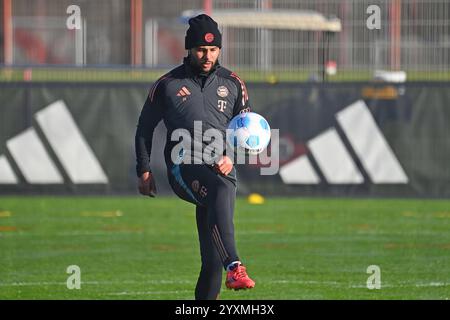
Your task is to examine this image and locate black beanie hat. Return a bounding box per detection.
[185,14,222,49]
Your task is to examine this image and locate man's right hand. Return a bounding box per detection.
[138,171,157,197]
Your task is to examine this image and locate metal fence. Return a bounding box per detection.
[1,0,449,81]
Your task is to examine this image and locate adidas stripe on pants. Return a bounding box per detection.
[167,163,239,300]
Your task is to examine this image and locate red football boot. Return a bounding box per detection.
[225,264,255,290]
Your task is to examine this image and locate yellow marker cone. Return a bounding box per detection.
[0,211,12,217]
[247,193,265,205]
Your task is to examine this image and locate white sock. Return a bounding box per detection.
[226,261,241,271]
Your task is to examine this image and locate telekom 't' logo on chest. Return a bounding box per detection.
[217,100,227,112]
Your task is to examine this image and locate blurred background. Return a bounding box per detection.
[0,0,449,198]
[1,0,449,80]
[1,1,450,301]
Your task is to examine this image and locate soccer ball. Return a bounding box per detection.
[226,112,271,155]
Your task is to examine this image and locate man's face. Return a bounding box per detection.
[190,46,220,73]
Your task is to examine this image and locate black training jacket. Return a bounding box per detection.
[135,57,251,179]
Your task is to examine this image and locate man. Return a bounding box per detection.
[135,14,255,300]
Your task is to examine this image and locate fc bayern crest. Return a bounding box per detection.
[204,33,214,43]
[217,86,229,98]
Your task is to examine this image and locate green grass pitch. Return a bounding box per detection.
[0,196,449,299]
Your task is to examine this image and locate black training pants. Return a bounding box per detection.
[167,162,239,300]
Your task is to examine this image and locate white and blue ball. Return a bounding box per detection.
[226,112,271,155]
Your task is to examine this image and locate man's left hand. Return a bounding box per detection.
[215,156,233,176]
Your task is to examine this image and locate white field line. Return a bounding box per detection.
[0,279,195,287]
[106,290,191,296]
[272,280,450,288]
[272,280,341,286]
[1,279,449,289]
[348,282,450,288]
[0,230,279,237]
